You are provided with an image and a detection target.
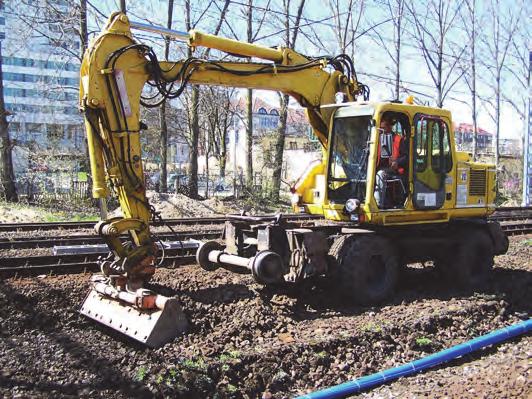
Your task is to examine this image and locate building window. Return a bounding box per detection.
[258,107,267,114]
[270,109,279,115]
[289,141,297,150]
[3,70,79,86]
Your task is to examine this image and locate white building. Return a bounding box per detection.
[226,97,321,184]
[2,1,84,176]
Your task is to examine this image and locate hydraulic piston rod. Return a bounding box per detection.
[129,19,284,62]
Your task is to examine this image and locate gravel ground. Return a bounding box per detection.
[0,235,530,398]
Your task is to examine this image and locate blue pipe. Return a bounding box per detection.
[296,318,532,399]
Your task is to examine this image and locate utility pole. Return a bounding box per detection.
[120,0,126,13]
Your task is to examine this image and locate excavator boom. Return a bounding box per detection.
[79,11,364,346]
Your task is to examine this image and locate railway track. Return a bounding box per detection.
[1,208,530,277]
[0,246,198,277]
[1,208,530,250]
[0,213,322,232]
[0,230,221,250]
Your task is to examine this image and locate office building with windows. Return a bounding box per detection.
[1,2,84,176]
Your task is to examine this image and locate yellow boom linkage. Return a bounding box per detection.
[79,12,363,346]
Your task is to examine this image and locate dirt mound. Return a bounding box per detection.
[108,191,244,219]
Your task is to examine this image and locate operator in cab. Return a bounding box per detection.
[375,116,409,208]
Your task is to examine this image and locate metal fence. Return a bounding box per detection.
[13,170,271,201]
[15,173,90,201]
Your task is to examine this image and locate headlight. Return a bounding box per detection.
[291,193,301,205]
[345,198,360,213]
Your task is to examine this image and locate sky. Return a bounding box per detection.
[87,0,530,140]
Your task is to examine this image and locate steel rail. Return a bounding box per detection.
[0,230,221,250]
[0,247,198,277]
[0,213,322,232]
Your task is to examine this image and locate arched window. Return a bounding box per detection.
[258,107,267,114]
[270,109,279,115]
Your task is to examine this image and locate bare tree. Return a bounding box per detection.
[245,1,254,190]
[481,0,522,168]
[0,42,17,202]
[405,0,467,107]
[158,0,174,193]
[372,0,404,99]
[271,0,306,202]
[184,0,230,199]
[201,86,236,193]
[328,0,365,57]
[460,0,479,160]
[241,0,270,190]
[80,0,88,55]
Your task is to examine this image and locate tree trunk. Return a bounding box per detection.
[219,125,227,178]
[495,75,500,168]
[80,0,88,54]
[159,103,168,192]
[394,0,402,100]
[187,86,200,198]
[185,0,199,199]
[0,43,17,202]
[159,0,174,193]
[205,142,209,198]
[120,0,126,13]
[271,94,289,201]
[470,0,477,161]
[245,0,253,190]
[245,88,253,189]
[470,72,477,161]
[270,0,305,202]
[79,0,91,196]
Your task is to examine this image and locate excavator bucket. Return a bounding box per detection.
[80,288,188,348]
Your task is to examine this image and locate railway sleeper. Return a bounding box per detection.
[196,218,509,304]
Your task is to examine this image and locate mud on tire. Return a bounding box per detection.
[329,234,399,304]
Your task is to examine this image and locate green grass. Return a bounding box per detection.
[0,200,98,223]
[135,366,148,382]
[363,322,383,333]
[219,350,241,363]
[415,337,433,347]
[181,357,207,371]
[226,384,238,393]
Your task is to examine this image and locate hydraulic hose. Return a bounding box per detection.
[296,318,532,399]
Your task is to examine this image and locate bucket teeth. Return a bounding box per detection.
[80,289,188,348]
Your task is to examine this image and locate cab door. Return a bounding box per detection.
[412,114,452,210]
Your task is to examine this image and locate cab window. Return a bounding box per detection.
[415,119,428,172]
[431,122,452,173]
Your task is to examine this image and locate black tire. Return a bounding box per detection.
[329,234,399,304]
[437,227,494,288]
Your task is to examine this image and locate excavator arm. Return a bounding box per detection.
[79,12,364,346]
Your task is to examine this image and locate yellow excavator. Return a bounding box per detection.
[79,12,508,347]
